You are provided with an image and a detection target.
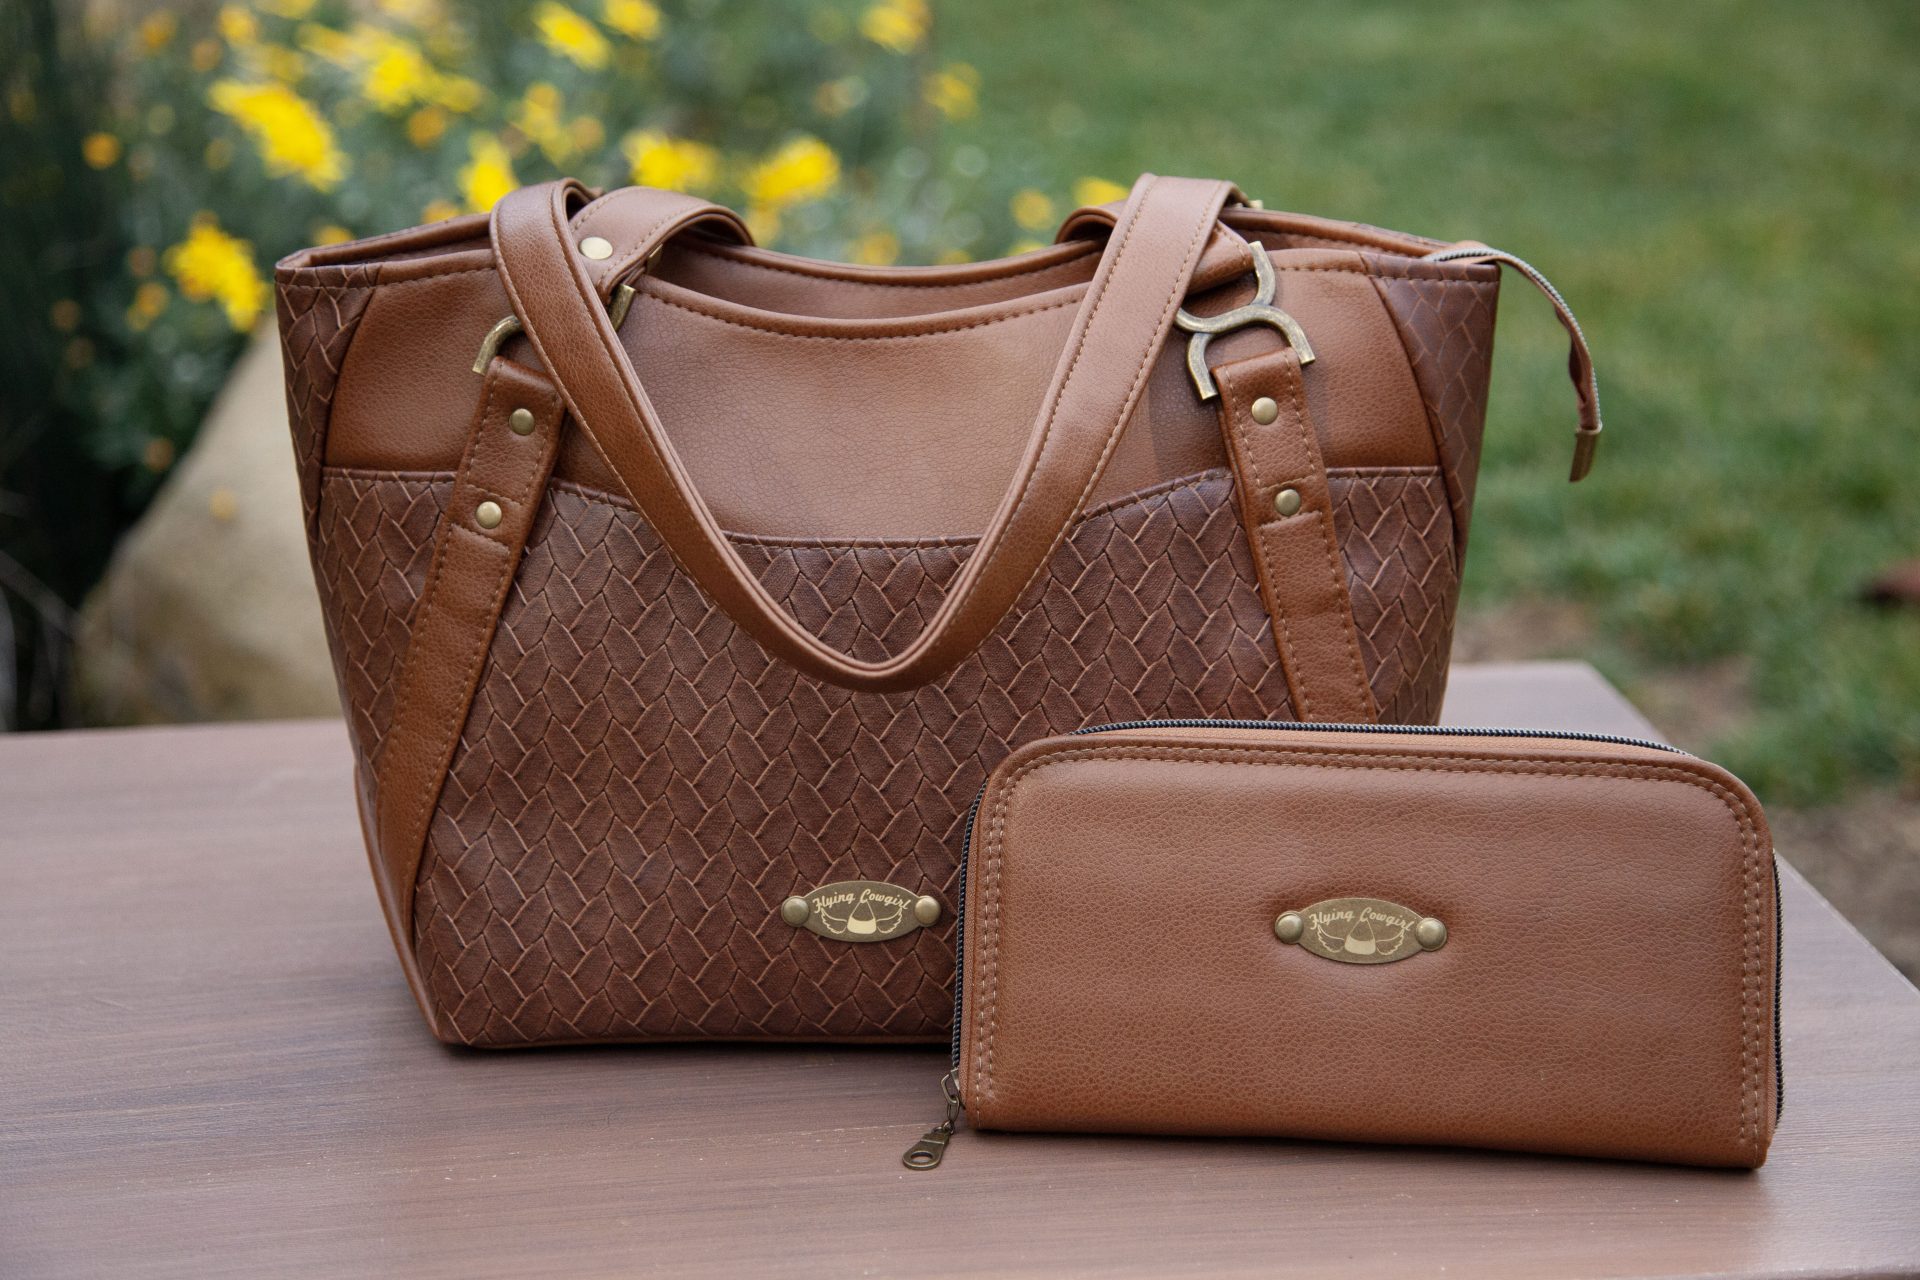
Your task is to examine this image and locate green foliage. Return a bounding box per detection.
[938,0,1920,802]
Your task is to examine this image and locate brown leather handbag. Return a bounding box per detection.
[274,175,1600,1046]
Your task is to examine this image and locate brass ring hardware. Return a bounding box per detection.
[474,500,503,530]
[1273,487,1302,517]
[1173,244,1315,401]
[1250,396,1279,425]
[579,235,614,260]
[1274,897,1445,965]
[471,280,642,374]
[779,880,941,942]
[508,407,536,436]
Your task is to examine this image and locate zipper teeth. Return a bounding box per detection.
[951,718,1689,1070]
[1071,718,1689,754]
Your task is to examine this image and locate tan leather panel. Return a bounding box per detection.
[959,730,1778,1167]
[318,249,1445,540]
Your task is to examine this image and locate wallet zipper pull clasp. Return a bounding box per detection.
[902,1070,963,1170]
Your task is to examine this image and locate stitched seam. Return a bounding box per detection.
[368,263,501,287]
[319,465,1242,548]
[379,365,504,783]
[639,289,1082,341]
[1221,370,1309,719]
[679,237,1097,288]
[973,742,1767,1148]
[1278,360,1376,717]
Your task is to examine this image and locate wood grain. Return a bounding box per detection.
[1,663,1916,1279]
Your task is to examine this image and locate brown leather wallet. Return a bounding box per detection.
[909,720,1781,1170]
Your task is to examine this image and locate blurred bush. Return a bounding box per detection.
[0,0,1116,729]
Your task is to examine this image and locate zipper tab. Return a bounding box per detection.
[902,1071,963,1170]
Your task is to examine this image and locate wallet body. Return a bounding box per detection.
[954,722,1780,1167]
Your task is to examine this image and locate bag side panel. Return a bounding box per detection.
[1367,263,1500,552]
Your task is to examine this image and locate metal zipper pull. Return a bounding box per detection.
[902,1071,963,1170]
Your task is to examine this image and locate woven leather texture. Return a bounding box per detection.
[311,465,1459,1044]
[274,268,377,533]
[1371,266,1499,551]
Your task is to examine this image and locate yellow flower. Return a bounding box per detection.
[311,223,354,245]
[742,136,840,210]
[82,132,121,169]
[422,198,460,222]
[936,247,971,265]
[376,0,442,24]
[459,134,517,212]
[218,6,259,47]
[851,230,899,266]
[165,217,269,331]
[406,105,447,147]
[859,0,928,53]
[621,130,718,192]
[296,23,356,66]
[127,246,157,277]
[138,11,177,52]
[1072,176,1129,208]
[432,75,484,112]
[209,80,347,189]
[745,205,781,243]
[603,0,661,39]
[534,2,611,70]
[1010,189,1054,232]
[127,281,169,331]
[258,0,317,17]
[361,34,437,112]
[205,138,234,169]
[192,39,223,72]
[511,82,574,163]
[923,63,977,120]
[569,115,605,153]
[261,43,307,83]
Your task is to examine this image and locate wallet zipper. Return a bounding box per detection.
[909,719,1787,1169]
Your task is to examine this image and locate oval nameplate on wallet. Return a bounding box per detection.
[779,881,941,943]
[1273,897,1446,964]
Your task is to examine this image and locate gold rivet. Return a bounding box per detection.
[579,235,613,260]
[1273,487,1302,517]
[1251,396,1279,424]
[1416,917,1448,951]
[913,895,941,927]
[475,500,503,529]
[1274,911,1304,944]
[780,896,811,927]
[508,407,536,436]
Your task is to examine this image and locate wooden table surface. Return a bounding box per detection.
[3,662,1917,1279]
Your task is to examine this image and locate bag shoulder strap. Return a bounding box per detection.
[491,173,1238,694]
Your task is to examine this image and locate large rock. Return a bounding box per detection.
[76,330,341,723]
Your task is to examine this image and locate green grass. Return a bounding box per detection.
[942,0,1920,803]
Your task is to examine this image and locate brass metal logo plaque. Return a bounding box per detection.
[779,880,941,943]
[1273,897,1446,964]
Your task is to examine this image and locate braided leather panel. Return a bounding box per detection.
[311,465,1460,1044]
[275,267,378,533]
[1370,266,1499,551]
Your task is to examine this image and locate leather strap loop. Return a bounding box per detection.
[492,174,1236,694]
[1425,243,1603,480]
[373,357,566,957]
[1213,349,1380,723]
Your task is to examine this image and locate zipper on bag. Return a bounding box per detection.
[908,717,1781,1169]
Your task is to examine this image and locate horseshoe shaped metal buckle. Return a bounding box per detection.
[1172,245,1315,401]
